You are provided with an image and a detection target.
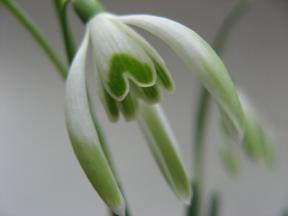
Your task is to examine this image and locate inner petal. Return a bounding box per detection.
[107,53,155,100]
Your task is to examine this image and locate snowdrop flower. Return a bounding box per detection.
[65,5,246,213]
[239,92,275,165]
[219,91,275,175]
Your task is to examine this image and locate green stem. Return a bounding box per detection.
[193,88,211,183]
[54,0,76,63]
[187,1,250,216]
[187,181,202,216]
[72,0,105,23]
[0,0,67,78]
[213,0,250,54]
[208,192,220,216]
[283,210,288,216]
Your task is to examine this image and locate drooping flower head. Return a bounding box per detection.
[65,1,260,213]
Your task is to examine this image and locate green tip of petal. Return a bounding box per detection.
[139,104,191,202]
[65,31,125,212]
[107,53,156,101]
[102,89,120,122]
[242,118,266,160]
[238,92,275,165]
[111,202,126,216]
[139,86,162,103]
[131,82,161,104]
[118,93,139,121]
[154,61,175,92]
[219,145,239,176]
[262,143,276,168]
[242,117,276,168]
[177,186,193,204]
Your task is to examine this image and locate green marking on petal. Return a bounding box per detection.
[219,144,239,176]
[118,93,139,121]
[242,119,264,160]
[131,82,161,104]
[107,53,156,100]
[65,32,124,212]
[154,61,174,91]
[138,104,191,202]
[242,116,275,166]
[102,89,120,122]
[262,141,275,168]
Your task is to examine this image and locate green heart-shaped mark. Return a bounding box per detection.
[107,53,155,100]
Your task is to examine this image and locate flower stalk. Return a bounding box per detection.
[72,0,105,23]
[54,0,76,63]
[0,0,67,78]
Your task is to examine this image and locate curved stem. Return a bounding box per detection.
[188,1,250,216]
[213,0,250,54]
[54,0,76,63]
[193,88,211,183]
[0,0,67,78]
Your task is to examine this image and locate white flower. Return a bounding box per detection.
[218,91,275,175]
[65,12,245,213]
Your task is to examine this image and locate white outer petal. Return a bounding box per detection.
[138,103,191,202]
[65,31,124,214]
[119,15,244,128]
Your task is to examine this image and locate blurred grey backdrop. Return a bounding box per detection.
[1,0,288,215]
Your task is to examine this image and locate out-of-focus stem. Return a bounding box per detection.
[283,210,288,216]
[54,0,76,63]
[188,1,250,216]
[208,192,220,216]
[213,0,250,54]
[193,88,211,183]
[0,0,67,78]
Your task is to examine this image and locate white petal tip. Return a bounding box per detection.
[182,197,192,206]
[178,192,192,206]
[111,203,126,216]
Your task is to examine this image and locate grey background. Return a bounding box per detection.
[0,0,288,215]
